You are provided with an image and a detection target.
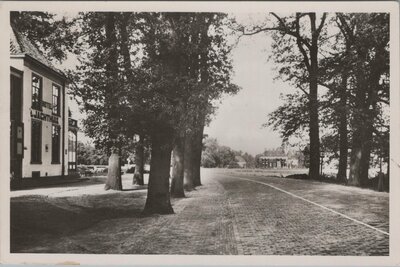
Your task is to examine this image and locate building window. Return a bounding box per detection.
[52,125,60,164]
[68,131,77,170]
[32,74,42,110]
[52,84,60,116]
[31,120,42,163]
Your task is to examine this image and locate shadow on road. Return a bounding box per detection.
[11,190,147,252]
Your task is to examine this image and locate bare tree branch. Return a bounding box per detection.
[237,12,313,51]
[297,84,310,96]
[316,13,327,36]
[295,13,311,72]
[272,12,311,49]
[336,13,354,41]
[318,81,336,91]
[241,25,281,36]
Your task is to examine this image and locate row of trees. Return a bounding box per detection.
[75,12,240,213]
[76,141,150,166]
[201,137,255,168]
[240,13,389,186]
[11,11,239,214]
[201,140,307,170]
[76,141,109,166]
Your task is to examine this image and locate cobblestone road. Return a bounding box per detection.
[11,169,389,255]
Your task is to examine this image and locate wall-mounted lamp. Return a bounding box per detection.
[45,144,49,152]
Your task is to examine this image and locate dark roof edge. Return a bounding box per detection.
[10,66,23,76]
[11,54,69,83]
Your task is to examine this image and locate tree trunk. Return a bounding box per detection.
[377,172,384,192]
[192,122,205,187]
[193,16,210,187]
[171,136,185,198]
[359,64,381,186]
[308,13,320,180]
[337,73,348,183]
[349,127,371,187]
[105,152,122,191]
[348,69,367,186]
[349,54,379,186]
[183,132,195,191]
[386,158,390,191]
[348,100,368,186]
[119,13,132,76]
[348,142,362,186]
[133,135,145,185]
[359,125,373,186]
[143,133,174,215]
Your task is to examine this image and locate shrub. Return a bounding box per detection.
[285,174,309,180]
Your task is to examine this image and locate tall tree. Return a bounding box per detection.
[116,13,147,186]
[73,12,132,191]
[103,13,123,191]
[241,12,327,179]
[318,15,353,183]
[126,12,179,213]
[168,13,239,194]
[337,13,389,186]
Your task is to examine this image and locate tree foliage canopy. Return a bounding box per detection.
[10,11,77,62]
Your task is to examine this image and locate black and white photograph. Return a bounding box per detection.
[1,1,399,265]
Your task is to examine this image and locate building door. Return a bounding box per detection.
[10,73,24,181]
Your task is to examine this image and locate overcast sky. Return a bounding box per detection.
[70,13,294,156]
[204,28,292,155]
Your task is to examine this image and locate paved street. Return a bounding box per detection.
[11,169,389,255]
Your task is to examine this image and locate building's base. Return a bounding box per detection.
[10,174,87,191]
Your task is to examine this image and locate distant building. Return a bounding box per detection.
[235,155,247,168]
[10,26,78,182]
[259,156,288,168]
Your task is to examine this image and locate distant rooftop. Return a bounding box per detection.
[235,155,246,163]
[10,25,67,80]
[259,156,288,159]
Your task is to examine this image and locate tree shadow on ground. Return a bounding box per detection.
[10,191,146,252]
[123,185,148,191]
[14,176,149,192]
[13,176,107,191]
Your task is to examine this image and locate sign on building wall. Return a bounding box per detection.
[30,101,60,124]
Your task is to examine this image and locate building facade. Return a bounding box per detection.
[259,156,288,168]
[10,27,77,181]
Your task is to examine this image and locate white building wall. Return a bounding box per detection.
[11,58,69,178]
[63,86,69,176]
